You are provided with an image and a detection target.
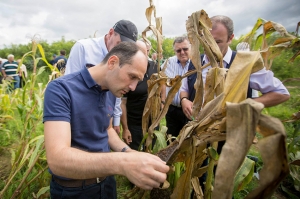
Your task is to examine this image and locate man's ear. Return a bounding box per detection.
[228,33,234,44]
[107,55,119,70]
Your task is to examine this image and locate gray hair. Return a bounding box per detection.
[210,15,234,40]
[173,36,189,48]
[7,54,14,59]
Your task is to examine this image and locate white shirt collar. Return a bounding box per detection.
[203,46,233,67]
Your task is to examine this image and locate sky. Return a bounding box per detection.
[0,0,299,49]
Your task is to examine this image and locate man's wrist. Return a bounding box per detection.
[121,146,131,152]
[180,97,188,106]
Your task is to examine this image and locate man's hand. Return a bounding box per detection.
[181,98,193,120]
[122,129,132,145]
[113,126,120,135]
[121,152,169,190]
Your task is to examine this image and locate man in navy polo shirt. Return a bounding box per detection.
[44,42,169,199]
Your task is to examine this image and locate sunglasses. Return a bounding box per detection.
[175,48,189,53]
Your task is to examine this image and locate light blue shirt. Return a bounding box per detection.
[180,47,289,96]
[65,36,122,126]
[162,56,190,107]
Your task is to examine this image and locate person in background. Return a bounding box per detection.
[121,40,158,150]
[44,42,169,199]
[151,52,157,63]
[65,19,138,135]
[17,59,28,88]
[161,36,191,138]
[1,54,21,89]
[53,50,67,72]
[49,54,57,65]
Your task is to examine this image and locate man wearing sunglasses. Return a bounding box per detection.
[161,36,191,139]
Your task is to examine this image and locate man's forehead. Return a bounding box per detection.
[174,40,190,47]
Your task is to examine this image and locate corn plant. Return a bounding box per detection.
[0,35,59,199]
[124,8,296,199]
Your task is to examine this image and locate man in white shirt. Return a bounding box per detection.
[180,15,290,120]
[161,36,192,138]
[65,20,138,134]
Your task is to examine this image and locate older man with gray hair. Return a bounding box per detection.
[161,36,192,138]
[1,54,21,89]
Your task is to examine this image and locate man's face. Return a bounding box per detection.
[107,51,147,97]
[211,22,234,56]
[8,57,14,62]
[152,53,157,61]
[106,30,122,51]
[174,40,190,64]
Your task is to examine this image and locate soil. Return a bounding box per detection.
[150,188,172,199]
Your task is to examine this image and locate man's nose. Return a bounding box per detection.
[129,80,139,91]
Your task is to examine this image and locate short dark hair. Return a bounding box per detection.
[60,50,66,56]
[210,15,234,40]
[173,36,189,48]
[101,42,142,67]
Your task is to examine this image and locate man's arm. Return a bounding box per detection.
[113,98,122,134]
[64,42,86,75]
[253,92,289,107]
[44,120,169,190]
[120,98,132,144]
[180,77,193,120]
[250,68,290,107]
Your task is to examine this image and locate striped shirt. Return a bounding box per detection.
[2,61,18,76]
[161,56,190,107]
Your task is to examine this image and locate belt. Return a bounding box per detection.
[170,104,181,108]
[53,175,106,188]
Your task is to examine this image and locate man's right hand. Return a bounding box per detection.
[181,98,193,120]
[122,152,169,190]
[122,129,132,145]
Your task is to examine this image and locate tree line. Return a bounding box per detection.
[0,35,299,80]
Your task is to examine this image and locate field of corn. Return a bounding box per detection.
[0,1,300,198]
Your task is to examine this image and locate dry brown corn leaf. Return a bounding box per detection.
[212,99,264,199]
[245,114,289,199]
[191,177,204,199]
[145,5,155,25]
[221,51,264,110]
[203,67,227,107]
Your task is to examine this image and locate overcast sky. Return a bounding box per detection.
[0,0,299,49]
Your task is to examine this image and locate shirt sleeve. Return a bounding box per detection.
[43,81,71,123]
[180,76,189,93]
[65,42,86,75]
[113,97,122,126]
[249,68,290,95]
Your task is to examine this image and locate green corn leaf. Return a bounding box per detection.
[233,157,255,192]
[36,186,50,198]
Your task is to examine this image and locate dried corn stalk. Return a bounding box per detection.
[137,8,289,199]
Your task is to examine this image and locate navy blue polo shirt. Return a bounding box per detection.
[43,67,116,152]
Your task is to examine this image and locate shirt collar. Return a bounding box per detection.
[223,47,232,66]
[100,36,108,56]
[203,46,232,66]
[81,67,103,91]
[176,58,190,66]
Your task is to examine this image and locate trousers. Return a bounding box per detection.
[50,175,117,199]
